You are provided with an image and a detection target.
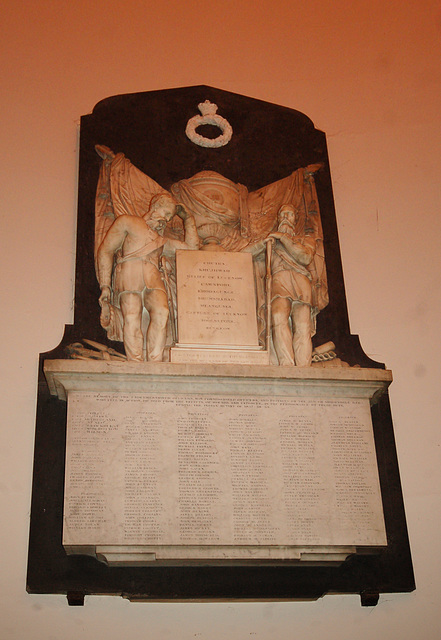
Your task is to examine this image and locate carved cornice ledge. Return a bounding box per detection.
[44,360,392,404]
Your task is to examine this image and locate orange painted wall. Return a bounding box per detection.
[1,1,440,637]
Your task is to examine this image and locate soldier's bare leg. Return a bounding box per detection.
[143,289,169,362]
[291,303,312,367]
[120,292,144,362]
[271,297,295,365]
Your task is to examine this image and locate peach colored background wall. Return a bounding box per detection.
[1,1,440,637]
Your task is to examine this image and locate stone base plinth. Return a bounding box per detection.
[66,544,361,567]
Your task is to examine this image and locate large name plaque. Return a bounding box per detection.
[63,390,386,558]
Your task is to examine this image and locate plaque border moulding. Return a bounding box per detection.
[27,85,415,606]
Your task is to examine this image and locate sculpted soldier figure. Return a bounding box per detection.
[96,193,199,361]
[268,204,317,367]
[94,146,327,365]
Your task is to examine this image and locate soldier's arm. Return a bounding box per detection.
[269,232,315,266]
[97,216,128,289]
[164,205,199,254]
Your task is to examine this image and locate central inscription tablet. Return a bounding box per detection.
[175,250,260,348]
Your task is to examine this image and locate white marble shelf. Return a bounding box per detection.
[44,359,391,403]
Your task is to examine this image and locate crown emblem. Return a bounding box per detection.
[198,100,218,116]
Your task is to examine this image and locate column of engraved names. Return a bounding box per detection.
[278,401,326,544]
[176,400,223,543]
[123,408,166,543]
[228,402,279,544]
[329,400,384,541]
[64,400,115,542]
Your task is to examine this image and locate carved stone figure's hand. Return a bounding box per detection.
[175,203,190,221]
[99,285,111,306]
[268,232,284,240]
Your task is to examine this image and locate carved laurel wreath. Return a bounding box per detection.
[185,101,233,148]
